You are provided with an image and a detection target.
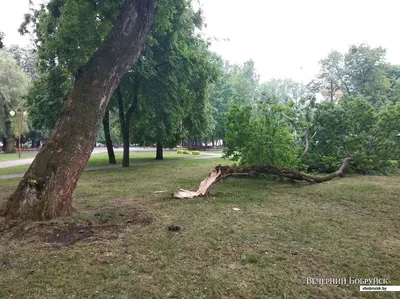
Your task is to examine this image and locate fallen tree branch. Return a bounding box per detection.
[173,157,352,199]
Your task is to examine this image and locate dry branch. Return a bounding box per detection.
[174,157,352,199]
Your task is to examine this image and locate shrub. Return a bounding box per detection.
[191,151,200,155]
[177,150,191,155]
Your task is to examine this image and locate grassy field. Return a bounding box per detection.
[0,157,399,298]
[0,151,208,176]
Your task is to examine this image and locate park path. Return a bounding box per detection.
[0,158,35,168]
[0,153,222,180]
[0,147,157,169]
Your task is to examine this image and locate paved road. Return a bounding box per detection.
[0,153,222,180]
[0,147,164,169]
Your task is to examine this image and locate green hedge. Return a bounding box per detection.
[177,150,201,155]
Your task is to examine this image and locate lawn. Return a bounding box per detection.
[0,151,211,176]
[0,158,399,298]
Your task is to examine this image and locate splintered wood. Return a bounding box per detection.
[173,158,352,199]
[173,169,221,199]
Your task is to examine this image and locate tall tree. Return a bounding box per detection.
[0,50,31,153]
[3,0,156,220]
[102,108,116,164]
[310,44,391,107]
[6,45,37,79]
[127,0,218,160]
[209,59,259,146]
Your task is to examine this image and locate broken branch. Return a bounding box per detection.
[173,158,352,199]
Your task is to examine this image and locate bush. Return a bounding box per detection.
[177,150,191,155]
[191,151,200,155]
[22,144,30,149]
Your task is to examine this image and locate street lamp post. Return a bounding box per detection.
[320,78,343,102]
[9,110,27,159]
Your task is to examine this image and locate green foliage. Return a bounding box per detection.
[176,150,200,155]
[22,0,123,132]
[209,58,259,142]
[0,50,30,106]
[305,96,400,173]
[310,44,393,108]
[0,50,31,138]
[177,150,190,155]
[5,45,37,79]
[224,100,301,168]
[130,0,219,148]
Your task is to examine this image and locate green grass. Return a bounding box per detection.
[0,151,38,161]
[0,158,399,298]
[0,151,211,176]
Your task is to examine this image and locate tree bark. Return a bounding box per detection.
[102,109,116,164]
[174,158,352,199]
[3,0,156,220]
[117,75,139,167]
[156,142,163,160]
[2,100,14,153]
[301,129,309,157]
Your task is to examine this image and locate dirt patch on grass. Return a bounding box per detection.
[0,209,153,247]
[46,225,96,245]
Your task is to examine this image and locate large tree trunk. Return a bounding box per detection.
[3,0,156,220]
[156,142,163,160]
[174,158,352,199]
[102,109,116,164]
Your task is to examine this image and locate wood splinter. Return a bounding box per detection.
[173,157,352,199]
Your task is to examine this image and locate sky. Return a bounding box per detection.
[1,0,400,83]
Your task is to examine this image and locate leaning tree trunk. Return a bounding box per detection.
[156,142,163,160]
[3,0,156,220]
[102,109,116,164]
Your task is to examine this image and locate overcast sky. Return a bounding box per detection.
[1,0,400,82]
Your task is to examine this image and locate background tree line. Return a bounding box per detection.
[1,4,400,174]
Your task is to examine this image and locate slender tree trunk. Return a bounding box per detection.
[3,101,14,153]
[103,109,116,164]
[1,137,5,152]
[211,135,215,147]
[117,76,139,168]
[156,142,163,160]
[117,97,132,168]
[122,129,130,167]
[33,139,41,148]
[3,0,156,220]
